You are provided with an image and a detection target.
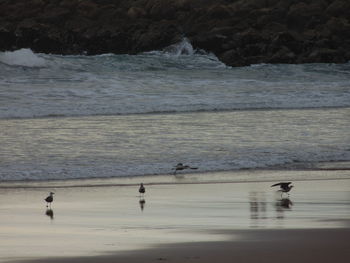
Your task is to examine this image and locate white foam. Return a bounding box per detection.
[0,51,349,120]
[0,48,47,67]
[0,149,349,182]
[162,38,194,56]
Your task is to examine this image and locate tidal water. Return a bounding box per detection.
[1,41,349,182]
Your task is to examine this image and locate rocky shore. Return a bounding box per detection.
[1,0,349,66]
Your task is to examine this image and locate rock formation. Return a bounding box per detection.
[0,0,349,66]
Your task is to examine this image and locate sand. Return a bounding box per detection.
[1,171,349,263]
[13,228,350,263]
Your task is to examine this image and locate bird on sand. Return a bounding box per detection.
[173,163,198,175]
[45,192,54,207]
[271,182,294,196]
[139,183,145,197]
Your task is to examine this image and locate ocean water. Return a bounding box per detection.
[0,40,350,182]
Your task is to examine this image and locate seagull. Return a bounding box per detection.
[271,182,294,196]
[139,183,145,197]
[173,163,198,175]
[45,192,54,207]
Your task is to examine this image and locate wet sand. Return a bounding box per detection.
[1,173,349,263]
[13,228,350,263]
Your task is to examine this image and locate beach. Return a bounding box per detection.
[1,171,349,263]
[1,48,350,263]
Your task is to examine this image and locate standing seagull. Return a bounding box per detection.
[271,182,294,196]
[173,163,198,175]
[45,192,54,207]
[139,183,145,198]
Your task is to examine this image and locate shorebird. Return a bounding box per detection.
[173,163,198,175]
[271,182,294,196]
[139,183,145,197]
[45,192,54,207]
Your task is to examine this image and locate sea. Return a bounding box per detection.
[0,39,350,183]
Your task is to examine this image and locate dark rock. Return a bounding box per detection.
[271,32,302,53]
[59,0,78,9]
[268,46,296,63]
[127,7,147,19]
[326,0,350,17]
[308,48,347,63]
[254,8,288,28]
[191,33,228,53]
[219,49,249,67]
[132,22,181,52]
[325,17,350,38]
[206,4,232,19]
[287,2,323,30]
[0,25,16,50]
[77,0,100,19]
[264,20,287,32]
[65,17,96,33]
[0,0,349,66]
[37,7,71,23]
[146,0,177,20]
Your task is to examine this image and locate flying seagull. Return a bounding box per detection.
[45,192,54,207]
[139,183,145,197]
[173,163,198,175]
[271,182,294,195]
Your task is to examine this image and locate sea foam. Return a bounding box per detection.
[162,38,195,56]
[0,48,47,67]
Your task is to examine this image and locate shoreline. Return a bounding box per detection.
[2,104,350,121]
[1,165,349,189]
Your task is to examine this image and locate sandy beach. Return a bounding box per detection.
[1,171,350,263]
[2,17,350,263]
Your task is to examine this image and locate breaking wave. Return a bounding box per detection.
[0,48,47,68]
[0,40,349,182]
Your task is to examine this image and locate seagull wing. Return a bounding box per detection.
[281,182,292,187]
[271,182,282,187]
[271,182,291,187]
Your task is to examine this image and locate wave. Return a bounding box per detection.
[161,37,195,55]
[0,48,47,68]
[1,150,349,182]
[0,40,350,120]
[2,105,350,120]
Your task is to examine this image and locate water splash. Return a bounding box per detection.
[163,38,194,56]
[0,48,47,67]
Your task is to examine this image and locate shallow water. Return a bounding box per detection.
[0,178,349,261]
[0,108,349,181]
[0,43,350,182]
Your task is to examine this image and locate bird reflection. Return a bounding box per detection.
[279,198,293,209]
[275,197,293,219]
[139,199,146,211]
[249,192,267,227]
[45,208,54,220]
